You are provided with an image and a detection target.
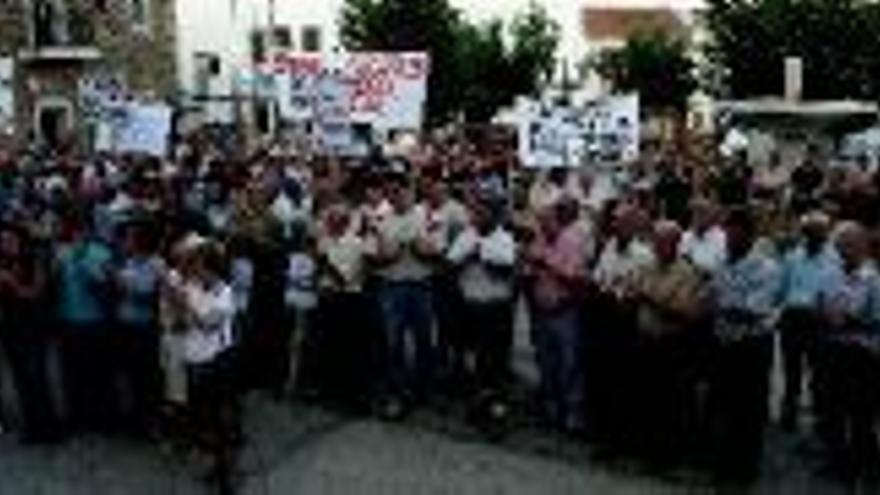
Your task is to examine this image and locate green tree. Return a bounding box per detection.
[705,0,880,100]
[507,2,561,98]
[595,31,698,115]
[340,0,560,125]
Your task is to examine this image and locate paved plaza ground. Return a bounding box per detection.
[0,304,875,494]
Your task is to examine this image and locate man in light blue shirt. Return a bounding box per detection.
[814,221,880,477]
[707,206,781,481]
[777,212,839,430]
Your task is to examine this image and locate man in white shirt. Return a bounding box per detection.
[417,176,469,385]
[370,175,437,417]
[171,240,238,465]
[447,198,516,414]
[679,197,727,276]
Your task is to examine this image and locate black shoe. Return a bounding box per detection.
[780,408,797,432]
[379,395,407,421]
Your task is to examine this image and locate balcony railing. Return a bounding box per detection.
[19,5,101,62]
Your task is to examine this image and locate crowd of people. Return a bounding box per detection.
[0,137,879,483]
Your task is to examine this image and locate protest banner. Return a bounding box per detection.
[0,58,14,134]
[515,94,640,168]
[341,52,428,130]
[275,53,324,122]
[269,51,429,131]
[79,72,127,121]
[98,103,172,157]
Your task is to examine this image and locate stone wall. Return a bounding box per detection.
[0,0,178,144]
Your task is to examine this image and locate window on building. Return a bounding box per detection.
[194,52,221,97]
[250,30,266,63]
[301,26,321,52]
[273,27,293,50]
[130,0,151,32]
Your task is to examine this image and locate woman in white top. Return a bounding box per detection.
[313,203,374,409]
[168,240,237,455]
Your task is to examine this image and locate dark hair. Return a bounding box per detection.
[200,242,228,279]
[725,205,756,237]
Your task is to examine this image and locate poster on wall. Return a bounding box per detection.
[0,58,14,135]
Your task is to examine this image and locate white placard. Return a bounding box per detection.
[341,52,428,130]
[517,94,640,168]
[0,58,14,134]
[269,51,429,130]
[113,104,173,157]
[276,53,323,122]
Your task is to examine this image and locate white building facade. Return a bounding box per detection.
[175,0,343,126]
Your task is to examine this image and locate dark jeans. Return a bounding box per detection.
[0,321,59,437]
[60,323,115,431]
[816,338,880,472]
[708,334,773,478]
[463,300,513,393]
[114,324,161,430]
[779,308,820,420]
[378,281,435,398]
[532,305,584,429]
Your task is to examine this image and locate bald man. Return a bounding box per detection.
[815,221,880,477]
[631,221,706,464]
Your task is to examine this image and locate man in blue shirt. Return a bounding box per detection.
[113,218,163,434]
[708,206,781,481]
[777,212,839,431]
[815,221,880,478]
[56,210,115,432]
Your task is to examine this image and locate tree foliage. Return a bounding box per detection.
[340,0,560,125]
[594,31,698,114]
[705,0,880,100]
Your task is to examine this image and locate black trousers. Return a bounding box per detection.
[583,292,637,446]
[60,324,116,431]
[708,334,773,478]
[778,308,820,419]
[114,324,161,430]
[463,300,513,393]
[187,349,239,449]
[433,275,465,378]
[632,332,695,460]
[0,320,58,437]
[313,292,374,406]
[816,338,880,472]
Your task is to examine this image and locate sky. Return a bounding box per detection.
[450,0,706,60]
